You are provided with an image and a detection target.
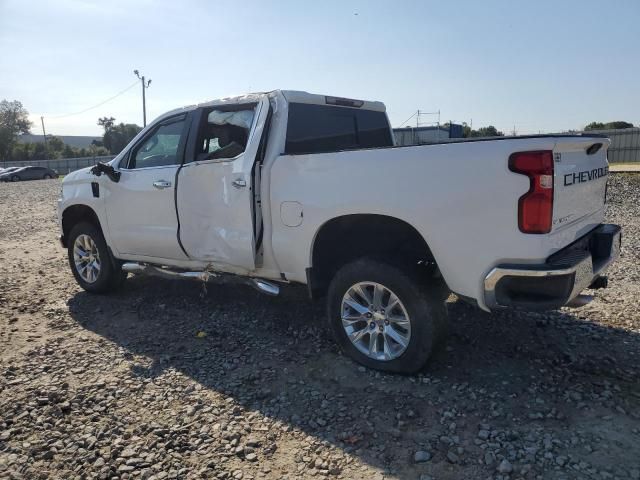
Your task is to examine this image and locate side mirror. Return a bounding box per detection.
[91,162,121,183]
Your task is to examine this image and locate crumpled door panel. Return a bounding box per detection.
[175,97,270,272]
[177,159,255,270]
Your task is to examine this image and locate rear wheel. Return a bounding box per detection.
[11,175,19,182]
[327,258,448,374]
[67,222,125,293]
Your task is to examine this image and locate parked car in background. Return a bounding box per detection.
[0,166,21,175]
[0,166,58,182]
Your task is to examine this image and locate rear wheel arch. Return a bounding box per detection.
[309,214,442,298]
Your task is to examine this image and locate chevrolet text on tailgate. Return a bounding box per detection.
[58,90,621,373]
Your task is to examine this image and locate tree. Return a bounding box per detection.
[472,126,504,137]
[460,122,504,138]
[98,117,141,154]
[0,100,32,161]
[31,142,48,160]
[46,135,65,155]
[89,144,110,156]
[584,121,634,131]
[62,144,76,158]
[98,116,115,132]
[11,142,33,161]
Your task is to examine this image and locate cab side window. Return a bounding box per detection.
[129,118,186,169]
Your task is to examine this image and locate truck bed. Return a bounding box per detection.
[268,134,610,310]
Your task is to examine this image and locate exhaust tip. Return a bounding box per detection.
[567,294,593,308]
[250,279,280,296]
[122,263,144,273]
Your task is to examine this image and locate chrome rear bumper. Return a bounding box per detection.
[484,224,621,310]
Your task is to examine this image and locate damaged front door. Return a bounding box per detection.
[105,114,189,260]
[175,97,270,272]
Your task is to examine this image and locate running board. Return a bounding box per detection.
[121,263,280,296]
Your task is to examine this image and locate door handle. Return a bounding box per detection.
[232,179,247,189]
[153,180,172,189]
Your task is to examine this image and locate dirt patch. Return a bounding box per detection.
[1,176,639,479]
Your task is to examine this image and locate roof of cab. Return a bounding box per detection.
[279,90,386,112]
[158,90,386,122]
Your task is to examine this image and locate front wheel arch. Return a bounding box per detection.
[62,204,104,248]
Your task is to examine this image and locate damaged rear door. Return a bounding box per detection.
[175,97,270,272]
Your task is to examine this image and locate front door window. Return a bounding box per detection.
[129,119,186,169]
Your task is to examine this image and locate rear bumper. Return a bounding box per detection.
[484,224,621,310]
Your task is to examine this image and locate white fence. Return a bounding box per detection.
[393,128,640,163]
[586,128,640,163]
[1,156,116,175]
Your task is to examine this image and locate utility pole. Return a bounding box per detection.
[133,70,152,127]
[40,116,47,151]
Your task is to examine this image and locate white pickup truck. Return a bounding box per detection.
[58,90,621,373]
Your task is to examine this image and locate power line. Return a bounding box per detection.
[44,81,139,119]
[398,111,418,127]
[397,109,441,128]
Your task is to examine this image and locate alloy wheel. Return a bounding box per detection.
[73,234,101,283]
[340,281,411,361]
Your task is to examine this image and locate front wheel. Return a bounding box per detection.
[327,258,448,374]
[43,174,52,179]
[67,222,125,293]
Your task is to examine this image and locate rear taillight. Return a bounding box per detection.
[508,150,554,234]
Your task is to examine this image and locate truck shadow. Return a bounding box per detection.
[67,274,640,478]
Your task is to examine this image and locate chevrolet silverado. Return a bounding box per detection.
[58,90,621,373]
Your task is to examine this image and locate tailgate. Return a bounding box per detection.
[552,137,610,231]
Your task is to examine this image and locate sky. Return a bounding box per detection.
[1,0,639,137]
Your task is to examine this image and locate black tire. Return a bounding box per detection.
[11,175,19,182]
[67,222,125,293]
[327,258,448,374]
[43,174,52,179]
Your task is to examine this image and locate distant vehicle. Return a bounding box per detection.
[0,166,58,182]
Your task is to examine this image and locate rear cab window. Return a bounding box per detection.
[285,103,393,155]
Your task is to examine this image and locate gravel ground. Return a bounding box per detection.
[0,174,639,480]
